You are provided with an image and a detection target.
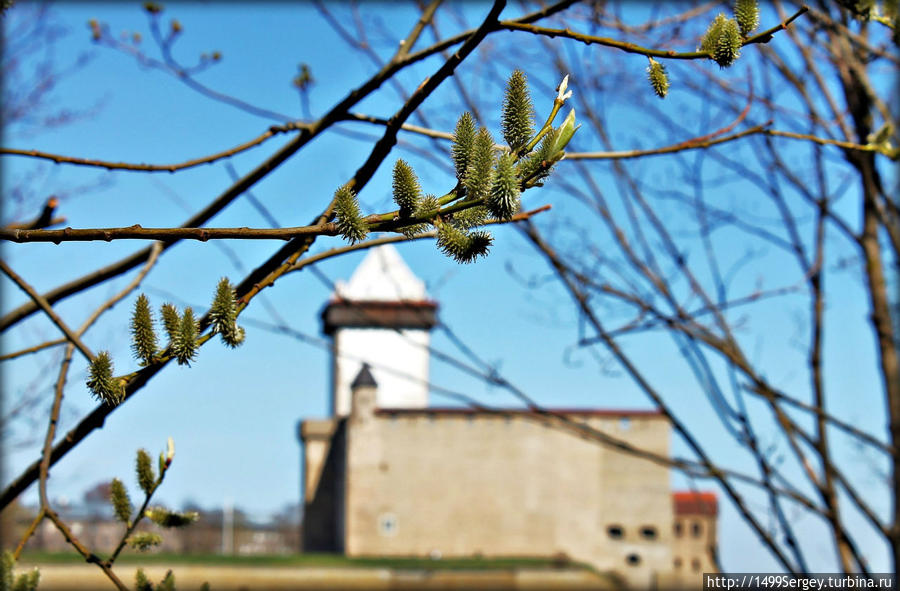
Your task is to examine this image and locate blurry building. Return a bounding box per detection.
[298,245,718,588]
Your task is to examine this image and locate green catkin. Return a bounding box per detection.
[647,58,669,99]
[174,307,198,366]
[130,294,158,365]
[160,303,180,343]
[451,112,477,180]
[392,159,422,217]
[437,223,492,264]
[334,185,369,244]
[136,449,155,495]
[135,569,153,591]
[714,17,742,67]
[87,351,124,406]
[210,277,245,347]
[451,206,490,230]
[157,571,175,591]
[488,152,520,221]
[401,194,440,238]
[464,127,496,201]
[702,14,742,68]
[110,478,132,524]
[734,0,760,36]
[145,507,199,528]
[128,533,162,552]
[501,69,535,153]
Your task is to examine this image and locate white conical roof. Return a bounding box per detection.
[334,245,427,301]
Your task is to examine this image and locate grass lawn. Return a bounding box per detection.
[19,551,594,572]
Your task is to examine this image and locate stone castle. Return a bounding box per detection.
[297,245,717,588]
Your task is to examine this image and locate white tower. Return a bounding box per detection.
[321,245,437,417]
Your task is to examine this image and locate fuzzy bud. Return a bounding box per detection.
[160,303,180,343]
[128,533,162,552]
[501,70,535,153]
[130,294,158,366]
[334,184,369,244]
[145,507,199,528]
[174,307,198,366]
[392,160,422,217]
[401,194,440,238]
[166,437,175,466]
[464,127,496,202]
[451,206,489,230]
[488,152,520,221]
[451,112,477,181]
[158,571,176,591]
[87,352,124,406]
[734,0,760,36]
[110,478,132,524]
[136,449,155,495]
[135,569,153,591]
[437,223,492,264]
[702,14,742,68]
[647,58,669,98]
[210,278,244,348]
[551,108,580,155]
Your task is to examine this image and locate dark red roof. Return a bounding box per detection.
[673,491,718,516]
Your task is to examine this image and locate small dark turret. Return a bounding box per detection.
[351,363,377,390]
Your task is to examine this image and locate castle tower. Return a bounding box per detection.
[321,245,438,417]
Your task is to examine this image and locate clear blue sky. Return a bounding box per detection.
[1,1,892,573]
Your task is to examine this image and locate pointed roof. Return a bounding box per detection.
[351,364,378,389]
[334,245,427,302]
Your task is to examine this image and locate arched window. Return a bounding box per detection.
[640,526,658,540]
[674,557,682,569]
[674,521,683,537]
[692,558,701,572]
[692,521,703,538]
[626,554,641,566]
[607,525,624,539]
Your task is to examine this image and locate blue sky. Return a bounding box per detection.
[2,1,894,573]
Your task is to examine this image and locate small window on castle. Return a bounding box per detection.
[607,525,624,539]
[674,521,683,537]
[692,521,703,538]
[692,558,701,572]
[626,553,641,566]
[378,513,397,537]
[640,526,657,540]
[674,557,682,569]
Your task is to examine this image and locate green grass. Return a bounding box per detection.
[19,551,593,572]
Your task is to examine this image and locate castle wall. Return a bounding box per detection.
[301,420,345,552]
[343,406,673,587]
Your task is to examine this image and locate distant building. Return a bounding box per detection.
[298,245,718,588]
[670,492,719,584]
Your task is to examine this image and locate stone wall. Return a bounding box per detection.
[342,393,672,588]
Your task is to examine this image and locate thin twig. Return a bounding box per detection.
[0,259,95,362]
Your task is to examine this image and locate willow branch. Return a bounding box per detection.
[0,0,576,333]
[0,259,95,362]
[0,0,508,511]
[0,125,304,173]
[499,6,808,60]
[0,338,66,362]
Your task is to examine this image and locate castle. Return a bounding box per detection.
[297,245,717,588]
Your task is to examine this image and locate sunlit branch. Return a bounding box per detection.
[0,124,307,173]
[498,6,809,60]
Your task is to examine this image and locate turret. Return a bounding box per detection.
[321,245,437,417]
